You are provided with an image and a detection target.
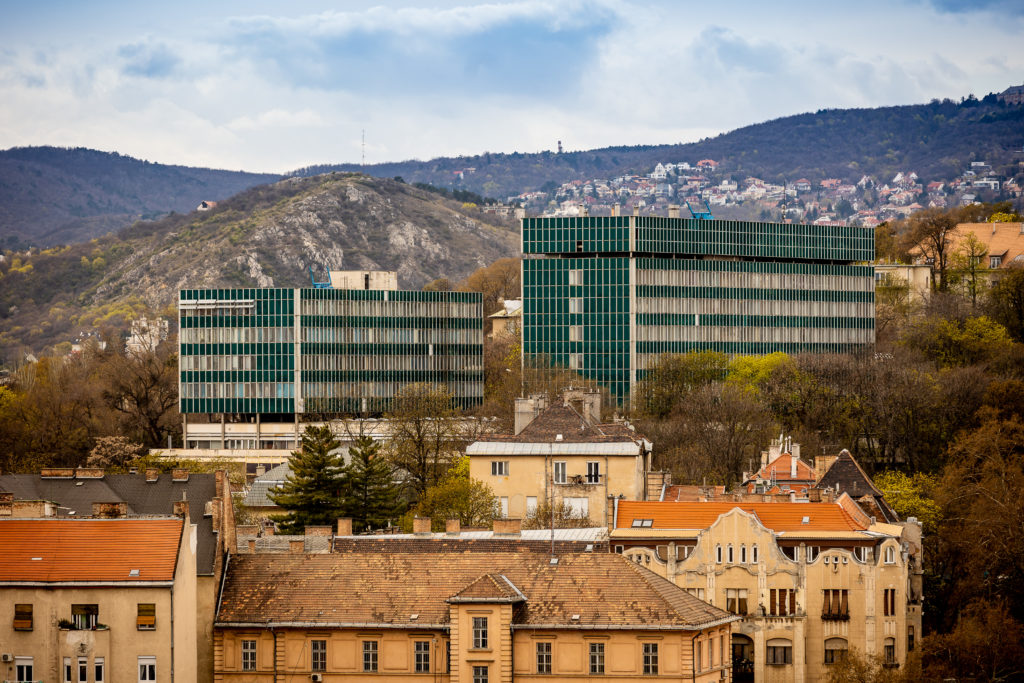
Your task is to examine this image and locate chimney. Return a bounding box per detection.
[791,456,798,479]
[306,526,332,537]
[145,469,160,482]
[413,516,432,535]
[93,502,128,518]
[668,205,681,218]
[75,467,104,479]
[237,525,259,537]
[12,500,55,517]
[247,539,256,554]
[610,205,619,217]
[171,468,189,482]
[514,396,544,436]
[263,521,275,536]
[493,518,522,536]
[40,468,74,479]
[808,488,822,502]
[289,539,305,554]
[336,518,353,536]
[173,500,190,519]
[581,391,601,425]
[446,519,461,536]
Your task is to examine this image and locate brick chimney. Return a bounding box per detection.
[514,395,548,435]
[92,502,128,518]
[413,517,432,535]
[493,518,522,536]
[336,518,353,536]
[173,500,189,518]
[446,519,461,536]
[75,467,104,479]
[145,469,160,482]
[171,468,189,482]
[12,500,55,517]
[289,539,305,554]
[247,539,256,554]
[263,520,275,536]
[40,468,74,479]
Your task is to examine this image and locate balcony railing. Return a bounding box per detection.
[821,612,850,621]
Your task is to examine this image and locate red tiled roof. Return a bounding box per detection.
[752,454,817,482]
[0,518,183,582]
[615,501,866,532]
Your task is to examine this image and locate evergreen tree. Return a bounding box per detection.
[344,435,403,532]
[268,425,346,534]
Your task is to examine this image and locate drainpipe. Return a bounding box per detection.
[690,631,701,682]
[170,580,175,683]
[272,627,278,683]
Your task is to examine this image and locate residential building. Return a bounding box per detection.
[0,467,236,683]
[997,83,1024,105]
[488,299,522,340]
[125,316,170,355]
[947,222,1024,274]
[814,449,899,524]
[610,500,921,683]
[874,263,933,301]
[176,271,483,455]
[742,438,817,495]
[214,550,739,683]
[467,391,653,523]
[0,516,197,683]
[521,215,875,404]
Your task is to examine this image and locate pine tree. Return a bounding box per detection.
[344,435,403,532]
[268,425,347,534]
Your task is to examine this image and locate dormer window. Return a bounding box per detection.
[884,546,896,564]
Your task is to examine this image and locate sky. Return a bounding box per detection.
[0,0,1021,174]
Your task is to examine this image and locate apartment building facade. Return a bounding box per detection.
[610,500,920,683]
[521,215,875,403]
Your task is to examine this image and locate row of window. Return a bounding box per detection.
[240,639,431,673]
[9,656,155,683]
[491,460,602,484]
[13,603,157,631]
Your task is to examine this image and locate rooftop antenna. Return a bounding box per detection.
[685,197,714,220]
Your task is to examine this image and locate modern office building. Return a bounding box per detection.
[178,271,484,437]
[521,214,875,403]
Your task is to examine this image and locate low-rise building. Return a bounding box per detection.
[467,391,652,523]
[0,516,196,683]
[610,500,920,683]
[214,550,739,683]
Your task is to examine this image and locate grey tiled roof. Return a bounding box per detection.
[243,463,292,508]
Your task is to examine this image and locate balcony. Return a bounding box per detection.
[821,612,850,622]
[556,474,604,486]
[13,618,32,631]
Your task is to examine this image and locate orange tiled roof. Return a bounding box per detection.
[951,222,1024,266]
[615,501,866,533]
[0,518,183,582]
[752,454,817,482]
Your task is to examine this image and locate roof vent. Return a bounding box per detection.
[571,614,580,621]
[410,613,419,621]
[802,516,810,524]
[585,544,594,552]
[549,557,559,565]
[555,434,563,442]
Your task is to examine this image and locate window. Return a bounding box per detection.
[65,657,72,683]
[78,657,88,683]
[824,638,848,664]
[766,640,792,665]
[770,589,796,616]
[686,587,705,600]
[752,544,759,563]
[884,638,897,666]
[491,460,509,476]
[95,658,105,683]
[566,497,589,517]
[630,519,653,528]
[908,626,915,652]
[553,461,567,484]
[709,637,715,667]
[696,640,702,671]
[526,496,538,516]
[642,643,658,675]
[414,641,430,673]
[568,353,582,369]
[311,640,326,672]
[884,546,896,564]
[72,604,99,629]
[137,603,156,630]
[586,461,600,484]
[15,657,33,683]
[14,603,32,630]
[569,269,583,286]
[589,642,605,674]
[806,546,819,562]
[727,545,734,563]
[569,325,583,341]
[569,297,583,313]
[363,641,378,672]
[726,588,748,615]
[138,656,156,683]
[715,544,723,563]
[473,617,489,649]
[884,588,897,616]
[473,665,488,683]
[823,589,850,619]
[499,496,509,517]
[740,545,747,563]
[536,642,552,674]
[242,640,257,671]
[991,255,1003,268]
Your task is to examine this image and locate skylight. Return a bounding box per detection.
[631,519,654,528]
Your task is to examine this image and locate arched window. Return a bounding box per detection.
[727,545,734,563]
[716,545,722,564]
[740,545,747,563]
[824,638,848,664]
[884,546,896,564]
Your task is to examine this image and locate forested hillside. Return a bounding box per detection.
[0,147,279,248]
[295,96,1024,199]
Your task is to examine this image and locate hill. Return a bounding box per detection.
[0,146,280,249]
[0,174,519,357]
[293,96,1024,200]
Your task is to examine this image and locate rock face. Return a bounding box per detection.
[96,173,520,309]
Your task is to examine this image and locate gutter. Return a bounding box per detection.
[512,617,740,632]
[217,621,449,630]
[0,581,175,587]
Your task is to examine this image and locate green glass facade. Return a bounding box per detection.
[179,287,483,415]
[522,216,875,404]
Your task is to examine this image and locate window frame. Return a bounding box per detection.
[241,639,257,671]
[137,603,156,630]
[473,665,489,683]
[78,657,88,683]
[72,603,99,630]
[311,639,327,672]
[642,642,659,675]
[138,656,156,683]
[766,643,793,666]
[491,460,509,477]
[414,640,430,674]
[586,461,600,484]
[589,642,605,674]
[14,603,32,631]
[15,657,33,683]
[472,616,489,649]
[95,658,105,683]
[553,461,567,485]
[536,641,552,674]
[363,640,379,673]
[824,638,848,664]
